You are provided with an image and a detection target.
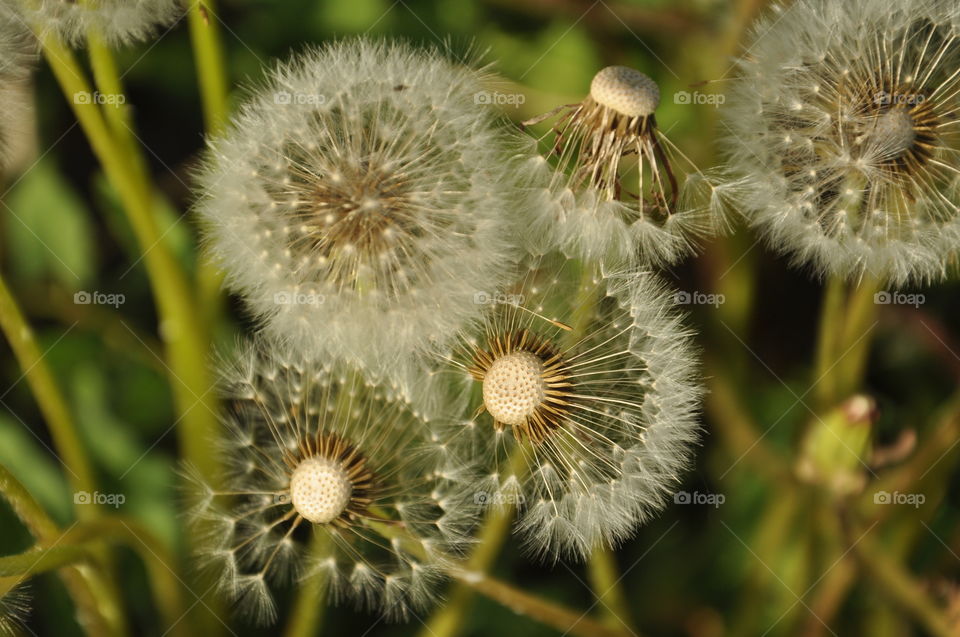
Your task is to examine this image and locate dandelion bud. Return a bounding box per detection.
[796,395,877,496]
[10,0,183,47]
[723,0,960,285]
[186,342,475,623]
[432,254,702,560]
[196,40,533,377]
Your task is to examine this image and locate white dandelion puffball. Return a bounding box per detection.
[724,0,960,285]
[434,253,702,560]
[187,342,476,623]
[196,40,529,377]
[520,65,733,271]
[0,8,34,167]
[10,0,182,47]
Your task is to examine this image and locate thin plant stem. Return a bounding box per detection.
[0,273,96,510]
[814,275,847,410]
[834,277,881,401]
[186,0,230,317]
[0,464,122,636]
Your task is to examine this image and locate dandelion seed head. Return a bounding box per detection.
[197,40,531,378]
[590,66,660,118]
[723,0,960,285]
[429,254,702,560]
[0,8,34,168]
[186,340,476,622]
[11,0,183,47]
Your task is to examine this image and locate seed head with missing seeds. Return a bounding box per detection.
[186,342,476,623]
[519,66,730,270]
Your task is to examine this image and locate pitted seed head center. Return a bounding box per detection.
[289,456,353,524]
[482,351,546,426]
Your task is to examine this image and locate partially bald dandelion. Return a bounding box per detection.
[197,40,530,377]
[723,0,960,285]
[433,255,702,560]
[9,0,182,47]
[186,343,475,622]
[523,66,727,269]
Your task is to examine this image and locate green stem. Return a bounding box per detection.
[0,545,92,578]
[814,275,846,410]
[186,0,230,317]
[0,273,96,513]
[586,546,638,634]
[40,35,220,482]
[283,530,331,637]
[833,277,881,401]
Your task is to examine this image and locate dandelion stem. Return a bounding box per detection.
[186,0,230,316]
[834,277,881,400]
[0,545,92,579]
[586,546,638,634]
[39,35,221,484]
[0,273,96,510]
[0,464,122,637]
[814,275,847,410]
[283,530,331,637]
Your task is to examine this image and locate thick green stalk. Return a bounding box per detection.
[814,276,847,410]
[40,37,220,481]
[283,529,332,637]
[587,546,638,634]
[834,277,881,401]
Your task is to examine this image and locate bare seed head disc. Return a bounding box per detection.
[290,456,353,524]
[482,351,547,427]
[590,66,660,117]
[870,109,916,157]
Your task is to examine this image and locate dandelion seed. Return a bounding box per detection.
[431,254,702,560]
[8,0,183,47]
[196,40,533,378]
[723,0,960,285]
[186,342,474,622]
[522,66,728,270]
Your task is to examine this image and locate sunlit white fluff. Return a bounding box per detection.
[186,342,475,623]
[196,40,532,380]
[10,0,182,46]
[723,0,960,285]
[428,254,702,560]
